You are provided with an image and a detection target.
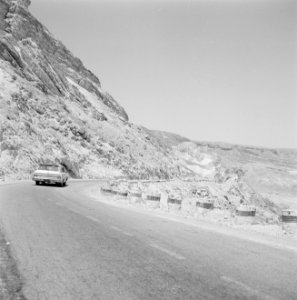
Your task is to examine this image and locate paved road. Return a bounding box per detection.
[0,181,296,300]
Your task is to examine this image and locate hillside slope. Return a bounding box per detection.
[0,0,185,180]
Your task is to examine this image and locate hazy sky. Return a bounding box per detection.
[30,0,297,148]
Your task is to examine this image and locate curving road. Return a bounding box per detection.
[0,181,296,300]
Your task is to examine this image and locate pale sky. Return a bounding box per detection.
[30,0,297,148]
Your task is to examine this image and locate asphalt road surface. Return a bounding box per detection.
[0,181,296,300]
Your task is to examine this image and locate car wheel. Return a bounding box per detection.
[35,181,39,185]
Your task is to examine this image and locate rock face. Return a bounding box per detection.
[0,0,184,179]
[0,0,128,120]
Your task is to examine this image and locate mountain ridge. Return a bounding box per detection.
[0,0,128,120]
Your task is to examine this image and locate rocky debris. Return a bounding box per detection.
[94,178,297,240]
[101,178,280,226]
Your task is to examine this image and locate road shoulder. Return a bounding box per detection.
[0,225,26,300]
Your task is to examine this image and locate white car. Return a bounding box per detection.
[32,164,69,186]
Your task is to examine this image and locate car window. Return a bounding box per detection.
[48,166,59,171]
[38,165,59,171]
[38,165,48,170]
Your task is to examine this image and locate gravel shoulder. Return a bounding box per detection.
[0,225,26,300]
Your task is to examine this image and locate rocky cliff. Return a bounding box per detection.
[0,0,186,179]
[0,0,128,120]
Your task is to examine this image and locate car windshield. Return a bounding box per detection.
[38,165,59,171]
